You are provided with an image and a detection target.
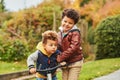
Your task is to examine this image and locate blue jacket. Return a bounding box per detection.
[36,50,59,76]
[27,42,60,77]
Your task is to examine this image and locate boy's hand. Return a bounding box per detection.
[29,68,36,74]
[57,55,61,62]
[60,61,66,66]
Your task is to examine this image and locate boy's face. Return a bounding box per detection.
[61,16,75,33]
[43,39,57,54]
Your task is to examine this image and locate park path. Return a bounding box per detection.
[94,69,120,80]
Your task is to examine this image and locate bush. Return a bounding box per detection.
[95,15,120,59]
[87,27,95,44]
[0,37,29,62]
[0,2,63,62]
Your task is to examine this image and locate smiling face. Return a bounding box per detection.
[43,39,57,54]
[61,16,75,33]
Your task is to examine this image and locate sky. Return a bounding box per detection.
[4,0,43,12]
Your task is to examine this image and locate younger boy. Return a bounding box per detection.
[27,30,61,80]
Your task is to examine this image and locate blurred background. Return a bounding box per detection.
[0,0,120,80]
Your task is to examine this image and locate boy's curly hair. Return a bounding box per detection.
[42,30,58,44]
[62,8,80,24]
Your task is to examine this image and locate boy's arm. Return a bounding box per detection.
[27,50,39,70]
[57,31,81,62]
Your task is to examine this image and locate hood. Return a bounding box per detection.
[59,25,78,32]
[36,42,51,57]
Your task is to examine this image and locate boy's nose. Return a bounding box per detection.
[52,45,55,48]
[53,46,56,49]
[65,22,69,26]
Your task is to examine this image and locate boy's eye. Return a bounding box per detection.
[64,20,73,25]
[69,22,72,24]
[49,44,52,46]
[64,20,67,23]
[49,44,57,47]
[49,44,53,46]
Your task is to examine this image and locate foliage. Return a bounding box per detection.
[80,0,91,7]
[87,27,95,44]
[0,1,63,62]
[79,0,120,60]
[79,0,120,27]
[0,0,5,12]
[95,15,120,59]
[0,12,12,28]
[0,35,29,61]
[68,0,82,9]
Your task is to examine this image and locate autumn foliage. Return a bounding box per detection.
[0,0,120,61]
[79,0,120,27]
[0,1,63,61]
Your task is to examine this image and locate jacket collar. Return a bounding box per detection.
[36,42,51,57]
[59,25,78,33]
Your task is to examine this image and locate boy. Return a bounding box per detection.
[27,30,61,80]
[57,8,84,80]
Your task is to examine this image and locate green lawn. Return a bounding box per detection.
[57,58,120,80]
[78,58,120,80]
[0,60,27,74]
[0,58,120,80]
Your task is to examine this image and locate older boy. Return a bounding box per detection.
[57,8,84,80]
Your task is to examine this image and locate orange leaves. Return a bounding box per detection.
[98,0,120,17]
[79,0,120,27]
[95,0,120,27]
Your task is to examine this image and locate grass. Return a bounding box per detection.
[0,60,27,74]
[0,58,120,80]
[57,58,120,80]
[78,58,120,80]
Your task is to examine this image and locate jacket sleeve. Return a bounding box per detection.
[57,32,62,51]
[57,31,81,62]
[27,50,38,69]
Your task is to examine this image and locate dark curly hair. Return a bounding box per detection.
[62,8,80,24]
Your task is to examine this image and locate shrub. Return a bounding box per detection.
[95,15,120,59]
[0,37,29,62]
[0,3,63,62]
[87,27,95,44]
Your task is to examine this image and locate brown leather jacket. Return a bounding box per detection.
[57,29,83,64]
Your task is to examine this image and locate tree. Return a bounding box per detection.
[0,0,5,12]
[79,0,120,28]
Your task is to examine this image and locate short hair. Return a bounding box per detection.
[42,30,58,44]
[62,8,80,24]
